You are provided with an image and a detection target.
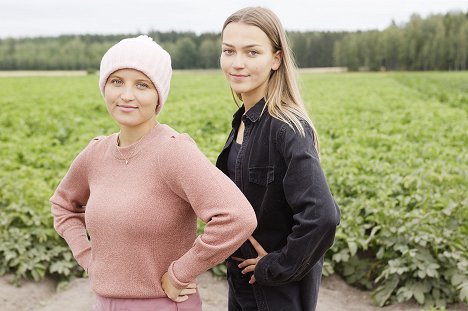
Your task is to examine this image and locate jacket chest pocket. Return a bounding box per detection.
[248,166,275,186]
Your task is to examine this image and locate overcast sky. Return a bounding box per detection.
[0,0,466,38]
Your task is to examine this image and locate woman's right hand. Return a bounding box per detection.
[161,272,197,302]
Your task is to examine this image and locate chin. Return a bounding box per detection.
[230,86,251,94]
[112,118,138,128]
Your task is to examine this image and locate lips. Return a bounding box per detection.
[229,73,249,83]
[116,104,138,113]
[230,73,249,78]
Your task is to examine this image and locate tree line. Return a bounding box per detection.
[0,11,466,71]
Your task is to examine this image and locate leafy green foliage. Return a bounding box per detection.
[303,72,467,307]
[0,72,466,308]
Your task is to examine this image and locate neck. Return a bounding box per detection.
[242,94,264,113]
[241,82,268,112]
[118,122,157,147]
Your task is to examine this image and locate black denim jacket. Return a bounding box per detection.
[216,99,340,310]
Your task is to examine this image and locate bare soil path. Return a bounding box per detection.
[2,273,466,311]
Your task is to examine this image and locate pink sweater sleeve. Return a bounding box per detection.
[50,140,96,270]
[159,134,257,289]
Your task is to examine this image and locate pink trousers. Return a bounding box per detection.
[94,292,202,311]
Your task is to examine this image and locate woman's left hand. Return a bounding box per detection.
[233,236,268,284]
[161,272,197,302]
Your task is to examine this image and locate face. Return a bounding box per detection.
[220,22,281,103]
[104,68,159,129]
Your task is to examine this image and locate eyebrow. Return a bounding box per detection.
[222,42,263,48]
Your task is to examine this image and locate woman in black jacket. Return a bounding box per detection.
[216,7,341,311]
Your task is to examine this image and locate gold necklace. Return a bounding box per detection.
[115,132,147,165]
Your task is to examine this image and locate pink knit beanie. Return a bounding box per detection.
[99,35,172,113]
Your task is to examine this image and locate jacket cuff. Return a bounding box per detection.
[167,261,190,290]
[254,253,277,284]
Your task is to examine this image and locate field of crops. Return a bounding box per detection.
[0,71,466,308]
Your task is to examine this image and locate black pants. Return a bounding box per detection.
[226,257,323,311]
[227,259,257,310]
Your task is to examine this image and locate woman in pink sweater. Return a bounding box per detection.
[50,35,257,311]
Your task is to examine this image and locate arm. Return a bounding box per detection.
[50,139,97,270]
[159,134,257,290]
[254,122,340,286]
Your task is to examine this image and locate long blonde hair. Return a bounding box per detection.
[222,7,320,153]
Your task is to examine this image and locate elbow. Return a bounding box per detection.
[320,201,340,246]
[332,199,341,226]
[247,204,258,234]
[218,199,257,244]
[236,197,257,236]
[323,222,338,251]
[237,204,257,237]
[323,198,341,228]
[324,212,338,236]
[248,217,257,235]
[243,210,258,236]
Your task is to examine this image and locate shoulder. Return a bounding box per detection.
[272,117,318,157]
[89,135,108,145]
[75,133,114,162]
[156,131,211,183]
[85,134,111,152]
[153,124,196,147]
[164,133,198,155]
[257,114,312,148]
[155,125,200,159]
[276,118,314,142]
[65,134,110,171]
[265,112,311,133]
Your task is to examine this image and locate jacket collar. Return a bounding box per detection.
[231,98,266,128]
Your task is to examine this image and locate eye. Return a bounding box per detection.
[222,48,234,56]
[136,82,149,89]
[248,50,259,57]
[110,78,123,86]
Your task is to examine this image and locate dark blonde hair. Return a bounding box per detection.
[222,7,320,153]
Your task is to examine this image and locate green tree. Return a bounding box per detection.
[199,38,220,69]
[172,37,198,69]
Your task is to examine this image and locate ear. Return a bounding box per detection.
[155,101,160,114]
[271,50,282,71]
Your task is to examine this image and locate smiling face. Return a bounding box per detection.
[220,22,281,105]
[104,68,159,129]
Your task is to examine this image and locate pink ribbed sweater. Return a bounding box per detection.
[50,124,256,298]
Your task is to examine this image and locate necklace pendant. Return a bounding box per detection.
[125,160,129,165]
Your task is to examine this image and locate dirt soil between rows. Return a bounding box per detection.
[1,272,466,311]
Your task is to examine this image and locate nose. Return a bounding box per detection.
[231,54,245,69]
[120,87,135,102]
